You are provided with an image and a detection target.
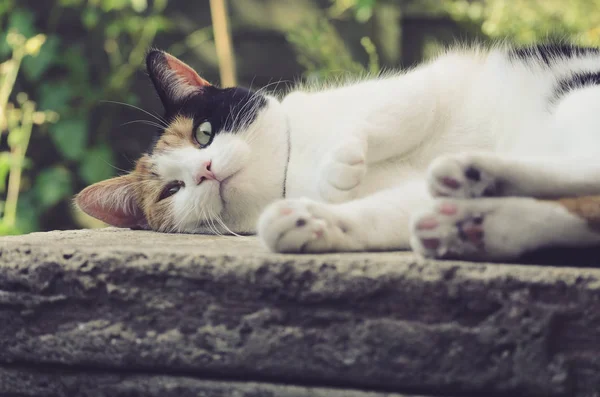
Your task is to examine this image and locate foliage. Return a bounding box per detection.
[286,0,380,81]
[444,0,600,45]
[328,0,377,23]
[0,31,58,235]
[0,0,171,234]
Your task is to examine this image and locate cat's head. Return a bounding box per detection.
[75,50,289,234]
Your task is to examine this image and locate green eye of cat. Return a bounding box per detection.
[194,121,214,147]
[159,181,184,201]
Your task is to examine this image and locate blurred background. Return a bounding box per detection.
[1,0,599,235]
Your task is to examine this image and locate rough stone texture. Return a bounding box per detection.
[0,228,599,397]
[0,367,423,397]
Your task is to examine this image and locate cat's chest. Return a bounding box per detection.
[285,131,415,201]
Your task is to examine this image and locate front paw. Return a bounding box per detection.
[427,154,498,199]
[257,198,353,253]
[318,139,367,203]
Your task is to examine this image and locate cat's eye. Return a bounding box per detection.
[194,121,214,148]
[158,181,184,201]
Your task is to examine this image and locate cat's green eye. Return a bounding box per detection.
[194,121,214,148]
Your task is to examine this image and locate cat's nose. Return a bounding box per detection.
[194,160,215,185]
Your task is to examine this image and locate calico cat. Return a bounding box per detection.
[76,45,600,261]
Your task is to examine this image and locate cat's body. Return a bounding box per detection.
[76,44,600,261]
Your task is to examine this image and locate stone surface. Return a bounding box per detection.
[0,367,423,397]
[0,228,600,397]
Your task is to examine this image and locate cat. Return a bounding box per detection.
[75,44,600,262]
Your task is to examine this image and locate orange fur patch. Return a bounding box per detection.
[128,117,198,231]
[556,196,600,229]
[153,116,196,152]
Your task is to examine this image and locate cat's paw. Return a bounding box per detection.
[257,198,355,253]
[427,154,499,199]
[318,139,367,203]
[410,199,531,261]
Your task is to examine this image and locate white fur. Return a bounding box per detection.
[159,45,600,260]
[155,97,288,234]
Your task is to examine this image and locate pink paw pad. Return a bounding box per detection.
[439,202,458,216]
[441,177,461,190]
[458,217,485,247]
[421,238,440,249]
[416,216,439,230]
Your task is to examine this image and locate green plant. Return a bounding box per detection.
[444,0,600,45]
[286,0,380,81]
[0,31,58,235]
[0,0,172,234]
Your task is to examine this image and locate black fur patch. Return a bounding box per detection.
[509,44,600,66]
[146,49,267,147]
[552,71,600,103]
[172,85,266,132]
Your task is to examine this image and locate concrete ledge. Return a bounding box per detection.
[0,367,424,397]
[1,228,599,397]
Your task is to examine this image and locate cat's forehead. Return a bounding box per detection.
[165,86,267,132]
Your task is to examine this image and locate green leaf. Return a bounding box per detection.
[33,166,73,210]
[0,33,10,57]
[131,0,148,13]
[79,143,117,184]
[101,0,130,12]
[82,7,100,29]
[62,45,90,84]
[49,117,88,161]
[0,0,14,17]
[8,9,36,38]
[22,36,60,81]
[14,190,41,234]
[38,81,74,112]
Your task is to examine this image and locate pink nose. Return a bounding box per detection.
[194,160,215,185]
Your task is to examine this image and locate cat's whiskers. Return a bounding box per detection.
[205,207,221,235]
[174,201,196,233]
[120,120,167,130]
[194,206,208,233]
[101,100,169,128]
[242,121,262,146]
[193,200,215,235]
[193,193,220,235]
[213,211,240,236]
[228,79,288,135]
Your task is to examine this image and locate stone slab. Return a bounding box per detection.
[1,228,600,396]
[0,366,425,397]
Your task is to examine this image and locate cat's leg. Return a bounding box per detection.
[410,197,600,261]
[317,57,462,203]
[258,179,430,253]
[427,153,600,199]
[318,136,368,203]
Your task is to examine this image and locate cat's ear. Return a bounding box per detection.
[146,49,211,111]
[75,175,147,229]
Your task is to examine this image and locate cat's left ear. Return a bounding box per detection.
[74,175,148,229]
[146,49,211,112]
